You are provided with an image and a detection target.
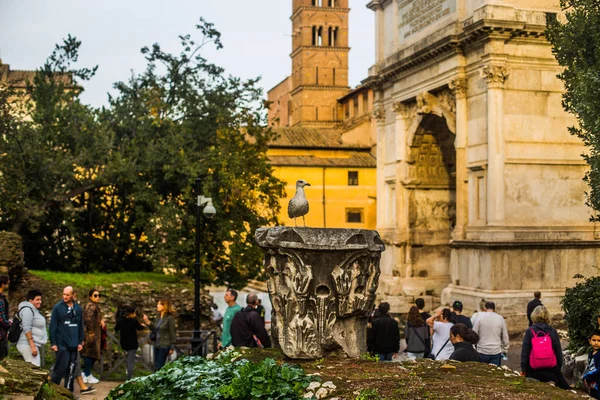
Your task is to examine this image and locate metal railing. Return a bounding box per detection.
[98,329,217,379]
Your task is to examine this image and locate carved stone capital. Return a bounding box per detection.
[255,227,385,359]
[481,65,510,87]
[414,90,456,134]
[392,101,410,118]
[372,107,386,123]
[449,78,468,98]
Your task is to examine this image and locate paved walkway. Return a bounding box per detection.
[75,380,123,400]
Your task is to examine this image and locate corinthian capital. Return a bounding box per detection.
[449,77,468,97]
[392,101,409,118]
[481,65,510,87]
[372,107,386,123]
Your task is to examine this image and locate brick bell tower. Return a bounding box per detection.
[290,0,350,128]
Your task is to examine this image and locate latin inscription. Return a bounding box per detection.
[398,0,456,40]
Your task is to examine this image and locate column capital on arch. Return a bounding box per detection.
[449,77,468,98]
[392,101,410,118]
[481,65,510,88]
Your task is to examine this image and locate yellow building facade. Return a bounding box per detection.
[268,128,376,228]
[267,0,377,229]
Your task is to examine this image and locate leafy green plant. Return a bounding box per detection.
[355,388,382,400]
[561,273,600,349]
[107,349,315,400]
[359,352,379,362]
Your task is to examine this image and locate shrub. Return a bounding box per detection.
[561,273,600,349]
[106,349,316,400]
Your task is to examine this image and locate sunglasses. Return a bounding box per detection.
[92,293,101,298]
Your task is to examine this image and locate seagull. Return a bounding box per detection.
[288,179,310,227]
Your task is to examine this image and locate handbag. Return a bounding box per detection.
[410,325,430,356]
[150,318,163,342]
[428,337,451,360]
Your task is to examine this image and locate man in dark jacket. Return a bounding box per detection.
[452,300,473,328]
[367,302,400,361]
[526,292,543,327]
[231,293,271,348]
[49,286,84,392]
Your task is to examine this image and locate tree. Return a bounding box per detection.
[547,1,600,219]
[0,20,284,287]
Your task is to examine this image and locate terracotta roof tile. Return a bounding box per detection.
[268,152,376,167]
[270,127,369,149]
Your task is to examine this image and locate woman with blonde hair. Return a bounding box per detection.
[520,305,569,389]
[143,298,177,371]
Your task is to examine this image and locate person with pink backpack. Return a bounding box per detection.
[520,305,569,389]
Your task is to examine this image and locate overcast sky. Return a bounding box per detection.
[0,1,374,108]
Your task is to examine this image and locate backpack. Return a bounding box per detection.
[529,327,557,369]
[7,306,34,344]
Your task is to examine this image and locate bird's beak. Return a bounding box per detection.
[305,183,311,186]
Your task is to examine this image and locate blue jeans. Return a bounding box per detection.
[83,356,96,376]
[154,347,170,371]
[479,353,502,366]
[378,352,394,361]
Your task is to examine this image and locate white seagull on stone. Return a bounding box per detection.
[288,179,311,227]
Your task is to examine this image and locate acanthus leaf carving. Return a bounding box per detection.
[481,65,510,86]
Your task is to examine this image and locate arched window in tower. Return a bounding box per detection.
[317,27,323,46]
[329,27,338,47]
[328,0,336,6]
[312,0,323,6]
[333,68,336,85]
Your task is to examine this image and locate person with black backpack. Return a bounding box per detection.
[15,290,47,366]
[405,306,429,359]
[231,293,271,349]
[0,275,10,360]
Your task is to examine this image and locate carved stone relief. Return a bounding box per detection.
[256,227,385,359]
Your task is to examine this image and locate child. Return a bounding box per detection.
[583,329,600,399]
[114,306,146,380]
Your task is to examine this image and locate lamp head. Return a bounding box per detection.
[203,200,216,219]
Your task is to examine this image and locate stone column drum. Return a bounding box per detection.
[255,227,385,359]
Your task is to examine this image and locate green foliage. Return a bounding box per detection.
[107,350,315,400]
[30,270,180,289]
[359,352,379,362]
[0,19,284,286]
[355,388,382,400]
[547,1,600,219]
[561,272,600,349]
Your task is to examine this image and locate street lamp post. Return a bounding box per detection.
[191,176,216,356]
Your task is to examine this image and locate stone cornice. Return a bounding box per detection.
[291,46,350,58]
[291,6,350,20]
[451,240,600,249]
[290,85,350,96]
[366,13,551,89]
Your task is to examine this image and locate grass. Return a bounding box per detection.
[30,270,182,289]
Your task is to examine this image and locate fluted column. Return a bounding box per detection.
[481,65,509,226]
[392,101,409,242]
[373,106,387,230]
[449,77,468,239]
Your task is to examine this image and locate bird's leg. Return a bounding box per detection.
[303,215,306,227]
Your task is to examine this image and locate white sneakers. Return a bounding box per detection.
[82,373,100,384]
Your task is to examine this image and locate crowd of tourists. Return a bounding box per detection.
[366,291,600,394]
[0,275,179,395]
[2,274,600,397]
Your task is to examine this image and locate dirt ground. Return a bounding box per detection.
[239,348,589,400]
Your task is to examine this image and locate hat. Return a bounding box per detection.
[452,300,463,311]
